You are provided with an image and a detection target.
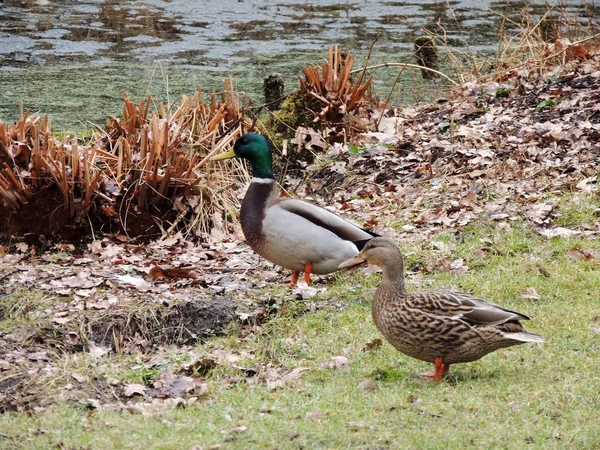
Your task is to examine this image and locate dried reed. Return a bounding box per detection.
[422,3,598,84]
[0,79,252,239]
[299,46,375,130]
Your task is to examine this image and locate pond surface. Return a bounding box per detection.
[0,0,596,129]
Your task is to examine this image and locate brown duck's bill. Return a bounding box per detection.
[210,147,236,161]
[338,254,366,270]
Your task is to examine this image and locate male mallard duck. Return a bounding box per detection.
[211,133,377,286]
[339,238,543,380]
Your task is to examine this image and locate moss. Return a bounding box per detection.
[414,36,435,47]
[262,91,307,146]
[496,87,510,98]
[51,129,94,140]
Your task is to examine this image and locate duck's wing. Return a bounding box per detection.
[275,197,378,242]
[408,290,530,326]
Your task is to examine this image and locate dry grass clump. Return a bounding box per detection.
[263,46,379,166]
[0,79,252,242]
[423,3,599,84]
[291,46,378,145]
[299,46,375,127]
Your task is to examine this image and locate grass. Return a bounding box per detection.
[553,193,600,229]
[2,214,600,449]
[0,288,55,332]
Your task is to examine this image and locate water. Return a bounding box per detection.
[0,0,597,129]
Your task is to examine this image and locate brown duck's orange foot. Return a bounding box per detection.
[418,358,449,381]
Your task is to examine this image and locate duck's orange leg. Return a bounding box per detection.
[290,271,299,287]
[303,263,313,285]
[419,358,445,381]
[433,358,445,381]
[442,363,451,375]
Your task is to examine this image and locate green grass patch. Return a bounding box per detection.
[553,192,600,229]
[2,220,600,449]
[0,288,56,332]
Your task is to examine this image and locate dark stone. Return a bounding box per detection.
[414,36,439,80]
[263,73,285,111]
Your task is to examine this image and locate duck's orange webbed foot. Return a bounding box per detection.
[418,358,448,381]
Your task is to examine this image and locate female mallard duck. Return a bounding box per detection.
[211,133,377,286]
[339,238,543,380]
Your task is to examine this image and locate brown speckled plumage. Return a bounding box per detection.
[339,238,544,380]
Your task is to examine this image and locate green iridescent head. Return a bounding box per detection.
[211,133,274,179]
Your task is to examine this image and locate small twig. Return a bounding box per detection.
[482,31,600,80]
[0,269,19,283]
[358,32,380,88]
[350,63,458,86]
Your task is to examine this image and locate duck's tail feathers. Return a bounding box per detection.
[364,228,380,238]
[503,331,545,343]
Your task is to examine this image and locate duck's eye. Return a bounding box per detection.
[241,138,249,144]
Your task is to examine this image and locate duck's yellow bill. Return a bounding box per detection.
[210,147,236,161]
[338,254,366,270]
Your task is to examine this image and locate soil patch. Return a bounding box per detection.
[0,292,237,412]
[0,185,170,247]
[86,295,236,351]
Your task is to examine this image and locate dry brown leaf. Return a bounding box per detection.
[124,383,147,397]
[408,394,421,404]
[267,367,309,390]
[575,177,598,192]
[566,43,589,60]
[358,379,377,392]
[152,372,196,397]
[71,372,87,383]
[85,398,102,410]
[180,357,217,376]
[449,258,469,275]
[148,266,197,281]
[537,264,551,278]
[106,377,121,386]
[362,338,382,352]
[527,203,554,225]
[125,404,146,415]
[566,247,597,261]
[26,351,49,361]
[306,410,329,421]
[292,284,323,299]
[346,421,374,430]
[52,316,71,325]
[537,227,584,238]
[519,287,540,301]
